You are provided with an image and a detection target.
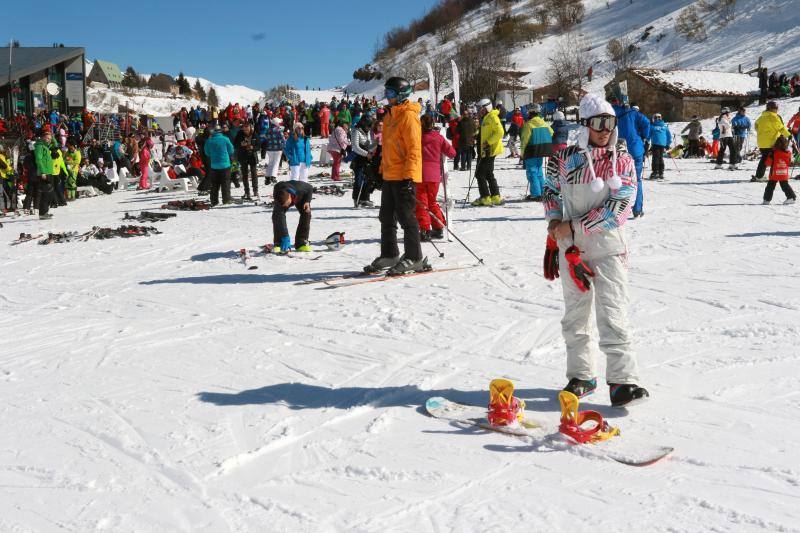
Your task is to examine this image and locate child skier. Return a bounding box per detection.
[271,180,314,253]
[543,93,648,408]
[762,136,796,205]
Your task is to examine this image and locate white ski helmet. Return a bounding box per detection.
[324,231,345,250]
[478,98,492,111]
[553,111,566,121]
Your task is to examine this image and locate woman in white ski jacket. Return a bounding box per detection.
[542,93,648,408]
[714,108,737,169]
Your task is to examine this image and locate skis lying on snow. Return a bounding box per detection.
[322,265,477,288]
[261,244,323,260]
[425,397,674,467]
[10,233,43,245]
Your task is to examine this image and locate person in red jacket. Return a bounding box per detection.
[447,116,461,170]
[763,136,796,205]
[787,106,800,146]
[440,98,453,126]
[417,114,456,240]
[319,104,331,138]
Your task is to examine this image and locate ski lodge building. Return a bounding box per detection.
[605,69,759,121]
[0,46,86,118]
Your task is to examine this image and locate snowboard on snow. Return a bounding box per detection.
[424,396,674,467]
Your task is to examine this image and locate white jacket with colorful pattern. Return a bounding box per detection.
[543,145,637,260]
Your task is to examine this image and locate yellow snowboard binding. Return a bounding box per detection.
[488,379,526,427]
[558,391,619,444]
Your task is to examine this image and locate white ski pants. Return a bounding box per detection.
[290,163,308,182]
[265,151,282,179]
[559,253,640,384]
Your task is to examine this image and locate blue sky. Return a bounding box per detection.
[7,0,439,90]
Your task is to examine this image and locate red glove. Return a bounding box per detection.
[564,245,595,292]
[544,236,559,281]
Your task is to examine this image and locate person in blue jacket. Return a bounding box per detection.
[550,111,570,151]
[731,107,751,168]
[612,98,650,217]
[203,125,235,206]
[647,113,672,180]
[284,122,313,182]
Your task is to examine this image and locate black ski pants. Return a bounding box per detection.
[475,155,499,198]
[209,167,231,205]
[716,137,737,166]
[687,139,699,158]
[755,149,773,180]
[651,146,665,175]
[379,180,422,261]
[764,180,796,202]
[732,137,744,164]
[271,203,311,246]
[239,154,258,197]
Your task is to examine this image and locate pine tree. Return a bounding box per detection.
[207,86,219,108]
[176,72,192,96]
[193,79,207,101]
[122,66,141,88]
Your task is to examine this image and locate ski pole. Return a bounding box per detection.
[415,197,484,265]
[441,155,451,242]
[426,237,444,258]
[463,164,475,207]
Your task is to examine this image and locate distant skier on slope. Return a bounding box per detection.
[543,93,649,408]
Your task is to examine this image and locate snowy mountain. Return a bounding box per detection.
[87,75,265,116]
[352,0,800,97]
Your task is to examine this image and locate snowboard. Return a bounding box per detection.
[425,397,674,467]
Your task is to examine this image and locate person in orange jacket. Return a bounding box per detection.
[365,76,427,275]
[319,104,330,138]
[762,136,796,205]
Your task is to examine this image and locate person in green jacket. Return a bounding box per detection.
[471,98,504,206]
[33,130,56,219]
[520,104,554,201]
[337,104,352,126]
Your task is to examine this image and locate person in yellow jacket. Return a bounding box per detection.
[365,76,428,275]
[0,148,15,213]
[64,141,82,200]
[753,101,791,181]
[472,98,505,206]
[520,104,554,201]
[51,147,68,206]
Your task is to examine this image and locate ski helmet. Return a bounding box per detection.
[384,77,413,103]
[529,103,541,115]
[553,111,565,121]
[324,231,346,250]
[721,107,730,114]
[478,98,492,111]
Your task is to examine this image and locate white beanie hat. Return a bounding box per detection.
[577,93,621,193]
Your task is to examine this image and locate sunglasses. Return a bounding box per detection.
[583,115,617,132]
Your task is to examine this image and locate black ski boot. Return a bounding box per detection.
[387,256,431,276]
[364,255,400,273]
[563,378,596,398]
[430,228,444,240]
[419,230,431,242]
[609,384,649,407]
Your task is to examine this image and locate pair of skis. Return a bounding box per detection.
[235,245,325,269]
[294,264,478,288]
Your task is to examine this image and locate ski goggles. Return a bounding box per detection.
[582,115,617,132]
[384,87,398,100]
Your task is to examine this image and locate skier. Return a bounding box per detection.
[520,104,553,201]
[455,108,475,171]
[284,123,313,182]
[417,114,456,241]
[234,122,259,199]
[681,116,703,158]
[263,118,285,184]
[647,113,672,180]
[272,180,313,253]
[471,98,504,206]
[365,76,427,275]
[351,115,377,208]
[714,108,737,170]
[551,111,569,152]
[752,101,790,182]
[761,136,796,205]
[612,98,650,217]
[203,125,235,206]
[543,93,648,408]
[731,107,751,168]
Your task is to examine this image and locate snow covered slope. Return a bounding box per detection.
[358,0,800,96]
[2,109,800,529]
[87,76,264,116]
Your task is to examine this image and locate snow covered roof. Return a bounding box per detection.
[630,69,759,97]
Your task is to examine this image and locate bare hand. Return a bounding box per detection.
[548,220,572,241]
[302,202,311,213]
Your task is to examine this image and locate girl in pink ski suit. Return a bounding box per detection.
[138,137,153,189]
[417,115,456,235]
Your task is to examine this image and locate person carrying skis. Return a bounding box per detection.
[520,104,554,202]
[762,136,796,205]
[471,98,504,206]
[417,114,456,241]
[752,101,791,182]
[543,92,648,408]
[647,113,672,180]
[272,180,313,253]
[365,76,427,276]
[731,107,751,168]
